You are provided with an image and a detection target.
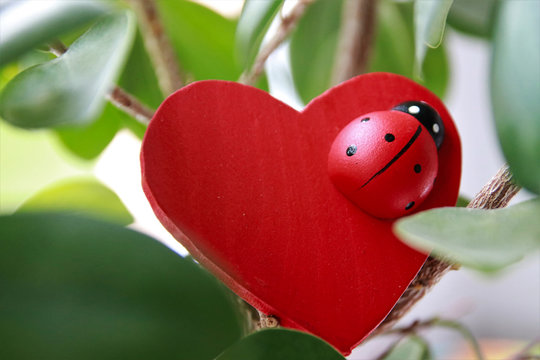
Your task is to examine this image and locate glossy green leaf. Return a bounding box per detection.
[421,43,449,99]
[290,0,342,104]
[0,11,135,128]
[54,103,121,160]
[491,0,540,194]
[216,329,344,360]
[383,336,431,360]
[447,0,498,38]
[155,0,269,91]
[370,1,449,99]
[369,0,414,77]
[121,111,147,140]
[236,0,283,70]
[413,0,453,68]
[0,213,245,360]
[156,0,239,81]
[394,198,540,272]
[55,29,158,154]
[0,0,108,66]
[0,50,55,94]
[118,29,163,109]
[16,178,133,225]
[290,0,448,104]
[0,120,91,213]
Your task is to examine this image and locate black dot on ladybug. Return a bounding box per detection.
[405,201,415,210]
[346,144,357,156]
[414,164,422,173]
[384,133,395,142]
[361,117,370,122]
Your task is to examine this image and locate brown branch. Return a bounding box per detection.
[331,0,377,85]
[256,311,280,329]
[48,41,154,125]
[107,87,154,125]
[48,40,68,57]
[129,0,183,95]
[372,164,521,336]
[239,0,313,87]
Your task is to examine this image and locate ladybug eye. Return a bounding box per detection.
[392,101,445,149]
[346,144,357,156]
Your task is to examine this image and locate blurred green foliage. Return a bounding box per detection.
[16,177,133,225]
[216,329,345,360]
[491,0,540,195]
[0,12,135,128]
[290,0,449,105]
[0,0,107,66]
[382,336,431,360]
[0,213,245,360]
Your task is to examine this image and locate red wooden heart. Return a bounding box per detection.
[141,73,461,355]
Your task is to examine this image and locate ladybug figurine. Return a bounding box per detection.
[328,101,445,219]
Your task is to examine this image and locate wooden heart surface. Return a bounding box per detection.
[141,73,461,355]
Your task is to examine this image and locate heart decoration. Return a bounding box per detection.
[141,73,461,355]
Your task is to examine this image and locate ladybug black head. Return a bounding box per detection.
[392,101,444,149]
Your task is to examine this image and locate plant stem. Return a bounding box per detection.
[239,0,314,87]
[331,0,377,86]
[377,317,485,360]
[107,87,154,125]
[257,311,280,329]
[129,0,183,95]
[48,41,154,126]
[373,164,521,335]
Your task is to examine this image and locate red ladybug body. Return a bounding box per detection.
[328,109,439,219]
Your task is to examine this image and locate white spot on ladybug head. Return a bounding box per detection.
[408,105,420,114]
[433,123,440,134]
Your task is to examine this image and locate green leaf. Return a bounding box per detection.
[447,0,498,38]
[421,43,449,99]
[0,120,91,214]
[118,29,163,109]
[54,103,121,160]
[0,213,245,360]
[491,0,540,194]
[394,198,540,272]
[290,0,342,104]
[369,0,414,77]
[413,0,453,69]
[216,329,345,360]
[0,11,135,128]
[121,112,147,140]
[236,0,284,70]
[371,1,450,99]
[16,178,133,225]
[0,0,108,66]
[290,0,449,104]
[156,0,240,81]
[383,336,431,360]
[456,195,471,208]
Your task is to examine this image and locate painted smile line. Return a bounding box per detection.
[358,125,423,190]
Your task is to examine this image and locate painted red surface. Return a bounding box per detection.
[141,73,461,355]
